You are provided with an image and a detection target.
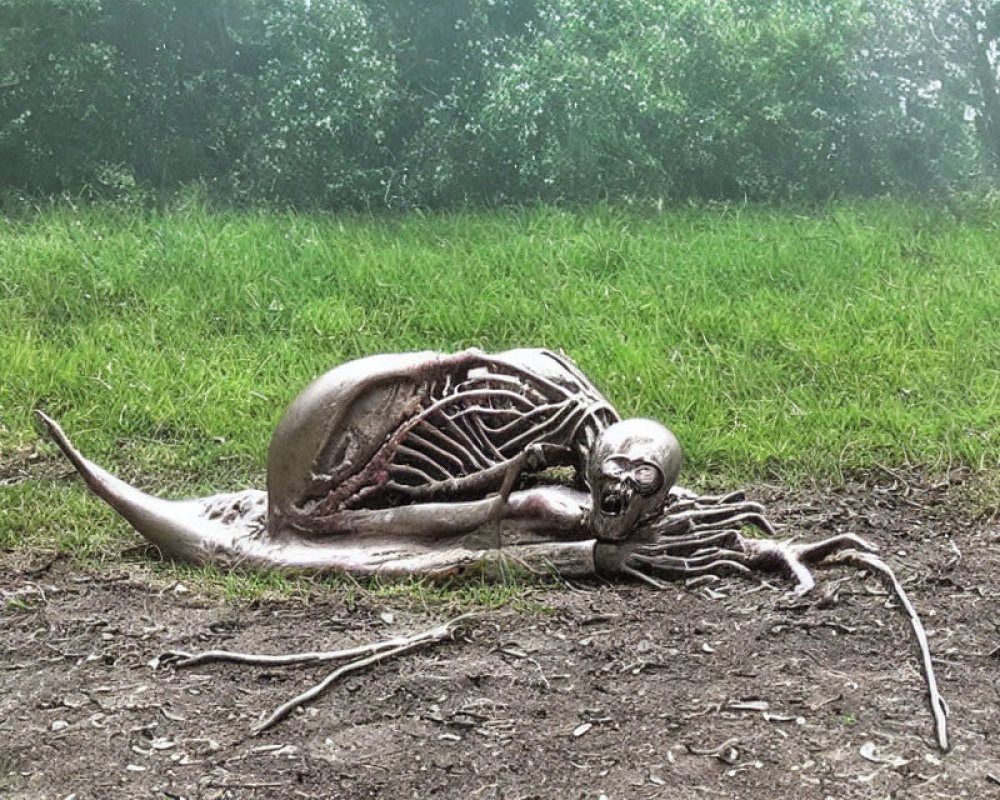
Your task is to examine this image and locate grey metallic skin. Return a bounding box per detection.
[35,347,949,750]
[37,348,869,587]
[587,418,681,542]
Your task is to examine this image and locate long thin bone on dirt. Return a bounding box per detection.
[165,614,474,734]
[168,635,429,668]
[826,549,949,751]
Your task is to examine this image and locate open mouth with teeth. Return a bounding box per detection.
[599,489,627,515]
[598,463,664,517]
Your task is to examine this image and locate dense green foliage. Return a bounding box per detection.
[2,0,999,208]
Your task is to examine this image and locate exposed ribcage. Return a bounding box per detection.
[344,358,616,509]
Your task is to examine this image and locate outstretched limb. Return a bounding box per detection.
[626,487,875,593]
[600,486,949,751]
[825,549,949,751]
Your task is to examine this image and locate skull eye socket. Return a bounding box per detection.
[601,461,624,480]
[633,464,663,496]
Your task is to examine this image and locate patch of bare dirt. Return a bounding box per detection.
[3,474,1000,799]
[0,444,47,487]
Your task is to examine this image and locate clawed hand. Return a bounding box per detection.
[595,486,878,594]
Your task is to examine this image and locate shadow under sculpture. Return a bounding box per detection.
[36,348,948,748]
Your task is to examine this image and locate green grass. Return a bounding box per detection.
[3,198,1000,586]
[134,560,546,608]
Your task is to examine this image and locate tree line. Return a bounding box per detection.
[1,0,998,209]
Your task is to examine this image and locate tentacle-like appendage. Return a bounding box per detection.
[632,529,744,556]
[740,538,817,593]
[626,488,947,751]
[788,532,878,561]
[666,500,767,517]
[824,549,949,752]
[668,487,748,506]
[620,564,670,590]
[632,552,755,580]
[692,512,777,536]
[659,490,776,538]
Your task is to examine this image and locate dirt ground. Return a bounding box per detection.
[3,473,1000,799]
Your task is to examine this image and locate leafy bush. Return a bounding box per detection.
[231,0,398,208]
[0,0,996,207]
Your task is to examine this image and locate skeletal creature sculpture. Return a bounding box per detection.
[36,347,948,747]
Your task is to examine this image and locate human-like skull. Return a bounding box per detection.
[586,418,682,542]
